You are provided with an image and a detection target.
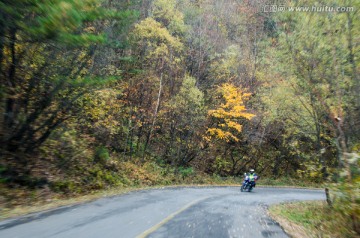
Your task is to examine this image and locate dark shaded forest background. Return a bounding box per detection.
[0,0,359,213]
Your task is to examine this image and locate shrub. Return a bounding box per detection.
[178,167,194,180]
[94,146,110,164]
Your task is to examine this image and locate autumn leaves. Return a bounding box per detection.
[207,84,255,142]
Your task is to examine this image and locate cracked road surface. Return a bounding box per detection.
[0,187,325,238]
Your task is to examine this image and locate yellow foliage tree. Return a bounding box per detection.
[207,83,255,142]
[131,17,183,64]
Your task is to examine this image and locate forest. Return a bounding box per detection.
[0,0,359,234]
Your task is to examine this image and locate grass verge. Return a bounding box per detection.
[269,201,359,238]
[258,177,321,188]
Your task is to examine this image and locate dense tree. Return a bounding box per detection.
[161,75,205,166]
[0,0,136,183]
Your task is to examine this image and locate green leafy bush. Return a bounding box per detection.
[94,146,110,164]
[178,167,194,180]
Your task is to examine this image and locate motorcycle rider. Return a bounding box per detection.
[248,169,258,187]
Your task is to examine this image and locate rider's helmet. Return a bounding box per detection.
[249,169,255,174]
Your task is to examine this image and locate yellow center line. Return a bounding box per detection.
[136,197,210,238]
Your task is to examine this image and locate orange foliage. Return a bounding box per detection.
[207,83,255,142]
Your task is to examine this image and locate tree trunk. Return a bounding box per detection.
[143,68,163,159]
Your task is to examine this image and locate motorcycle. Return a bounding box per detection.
[240,174,255,192]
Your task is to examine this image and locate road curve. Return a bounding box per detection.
[0,187,325,238]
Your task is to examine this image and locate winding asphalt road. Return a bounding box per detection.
[0,187,325,238]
